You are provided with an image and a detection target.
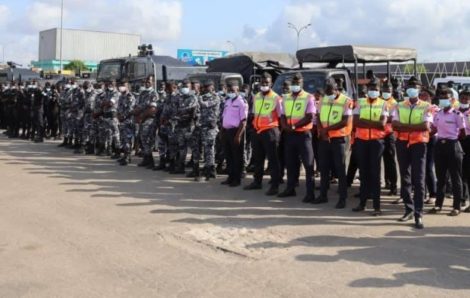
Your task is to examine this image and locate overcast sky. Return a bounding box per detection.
[1,0,470,66]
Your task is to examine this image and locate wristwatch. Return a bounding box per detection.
[291,125,296,130]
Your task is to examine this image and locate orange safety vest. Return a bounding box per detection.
[383,97,397,135]
[283,90,313,132]
[252,90,280,133]
[355,97,387,141]
[319,93,353,138]
[395,99,431,145]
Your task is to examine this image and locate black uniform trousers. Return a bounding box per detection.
[222,128,244,183]
[252,127,280,188]
[461,136,470,201]
[356,138,385,210]
[319,137,348,201]
[347,142,358,186]
[284,131,314,197]
[396,140,426,216]
[435,139,464,210]
[32,109,44,139]
[383,133,398,190]
[425,136,437,197]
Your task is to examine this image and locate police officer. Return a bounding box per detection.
[116,81,136,165]
[4,82,21,138]
[31,81,45,143]
[392,77,432,229]
[459,90,470,212]
[197,80,221,181]
[58,81,73,147]
[161,81,180,172]
[70,81,85,152]
[93,82,106,155]
[136,77,158,168]
[21,81,34,139]
[244,73,282,196]
[352,79,388,215]
[278,73,316,202]
[429,87,466,216]
[381,81,398,195]
[101,81,120,157]
[154,81,169,170]
[173,80,200,175]
[221,82,248,187]
[43,83,60,140]
[80,81,95,154]
[315,80,353,208]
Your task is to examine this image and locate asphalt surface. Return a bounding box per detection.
[1,133,469,297]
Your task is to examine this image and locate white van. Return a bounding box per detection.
[432,76,470,92]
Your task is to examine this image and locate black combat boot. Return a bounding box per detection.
[95,143,105,156]
[206,165,216,181]
[167,159,175,173]
[146,155,155,169]
[153,156,166,171]
[193,165,201,182]
[85,142,94,155]
[111,148,121,160]
[58,137,68,147]
[66,138,75,149]
[119,152,130,166]
[138,155,150,167]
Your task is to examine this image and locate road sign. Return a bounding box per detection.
[177,49,228,66]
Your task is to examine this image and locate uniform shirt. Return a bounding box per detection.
[463,109,470,136]
[222,95,248,129]
[433,108,466,140]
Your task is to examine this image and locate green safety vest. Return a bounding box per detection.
[319,93,347,126]
[283,91,309,120]
[254,92,277,117]
[358,97,385,122]
[398,100,429,125]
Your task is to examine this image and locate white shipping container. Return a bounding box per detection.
[38,28,141,61]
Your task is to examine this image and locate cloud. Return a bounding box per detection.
[0,5,10,28]
[237,0,470,61]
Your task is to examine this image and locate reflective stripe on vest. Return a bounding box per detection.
[356,97,386,140]
[283,91,313,131]
[396,100,430,144]
[253,91,279,132]
[319,93,352,137]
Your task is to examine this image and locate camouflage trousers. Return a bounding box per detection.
[200,127,218,167]
[140,118,155,155]
[119,120,135,153]
[69,115,83,140]
[168,126,178,160]
[101,117,120,148]
[60,111,69,137]
[176,125,198,167]
[157,125,169,159]
[82,113,95,143]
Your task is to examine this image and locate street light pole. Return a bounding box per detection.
[226,40,237,53]
[288,22,311,51]
[59,0,64,73]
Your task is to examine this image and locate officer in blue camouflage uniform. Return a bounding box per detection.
[173,79,200,175]
[101,80,121,157]
[92,82,106,155]
[161,81,181,172]
[69,82,85,153]
[58,80,74,147]
[136,77,158,168]
[198,80,221,180]
[80,81,96,154]
[153,81,169,171]
[116,80,136,166]
[215,83,228,174]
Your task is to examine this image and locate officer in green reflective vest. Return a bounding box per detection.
[278,73,316,203]
[392,77,432,229]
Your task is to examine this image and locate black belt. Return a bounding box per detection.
[437,138,458,144]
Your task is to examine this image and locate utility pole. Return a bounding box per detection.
[59,0,64,73]
[288,22,311,51]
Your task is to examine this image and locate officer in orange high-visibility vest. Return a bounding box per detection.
[392,77,433,229]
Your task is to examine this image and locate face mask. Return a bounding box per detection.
[107,87,114,91]
[118,86,127,93]
[65,84,71,89]
[460,103,469,109]
[30,85,37,89]
[439,99,451,109]
[327,94,336,101]
[406,88,419,98]
[239,92,246,98]
[180,87,190,95]
[46,88,51,92]
[139,86,145,92]
[382,92,391,100]
[368,90,380,99]
[290,85,301,93]
[260,86,270,92]
[72,84,77,89]
[227,92,237,99]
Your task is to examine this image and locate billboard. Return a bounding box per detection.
[177,49,228,66]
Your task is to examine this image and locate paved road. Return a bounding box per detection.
[1,134,469,297]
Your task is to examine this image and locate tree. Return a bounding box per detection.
[64,60,88,74]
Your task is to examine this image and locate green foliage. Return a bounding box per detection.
[64,60,88,73]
